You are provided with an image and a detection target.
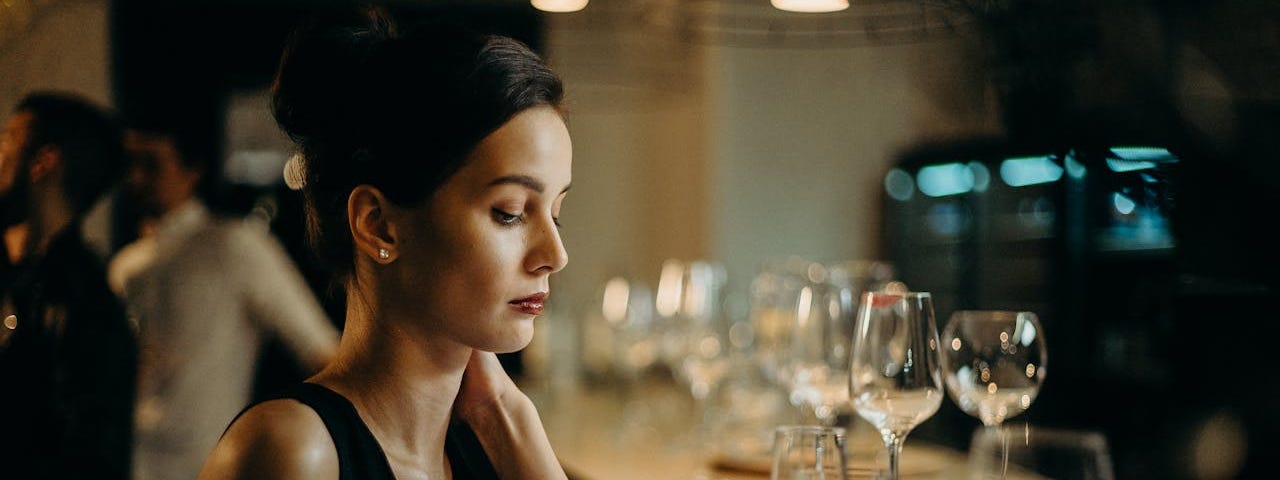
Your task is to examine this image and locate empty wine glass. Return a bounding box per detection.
[749,256,811,389]
[785,263,856,426]
[770,425,850,480]
[655,259,729,389]
[654,258,731,446]
[674,260,731,402]
[848,290,944,480]
[969,423,1115,480]
[940,310,1047,427]
[655,258,691,378]
[596,276,659,437]
[599,277,657,382]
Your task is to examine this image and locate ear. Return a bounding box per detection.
[27,145,61,183]
[348,184,398,264]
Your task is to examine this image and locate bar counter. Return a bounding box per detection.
[531,378,968,479]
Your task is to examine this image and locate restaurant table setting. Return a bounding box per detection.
[533,257,1114,480]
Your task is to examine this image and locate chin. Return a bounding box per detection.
[487,321,536,354]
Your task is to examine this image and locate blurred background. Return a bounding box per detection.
[2,0,1276,478]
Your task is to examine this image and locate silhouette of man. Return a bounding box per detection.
[0,91,137,479]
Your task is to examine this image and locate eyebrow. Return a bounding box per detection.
[488,175,571,194]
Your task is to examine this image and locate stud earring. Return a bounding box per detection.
[378,248,390,260]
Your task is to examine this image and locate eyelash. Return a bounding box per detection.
[492,208,522,226]
[491,208,563,229]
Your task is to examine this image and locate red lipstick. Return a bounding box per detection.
[510,292,548,316]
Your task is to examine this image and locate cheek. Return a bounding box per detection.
[450,229,523,292]
[416,219,518,301]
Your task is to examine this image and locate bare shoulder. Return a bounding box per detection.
[197,398,339,480]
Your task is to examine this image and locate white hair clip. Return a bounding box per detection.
[283,151,306,190]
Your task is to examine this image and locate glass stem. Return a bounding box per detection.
[691,384,712,446]
[999,424,1010,480]
[881,430,908,480]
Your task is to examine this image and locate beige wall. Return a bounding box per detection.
[0,0,113,256]
[0,0,111,113]
[543,3,1000,326]
[708,37,1000,294]
[542,5,713,325]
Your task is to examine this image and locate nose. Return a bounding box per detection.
[526,215,568,275]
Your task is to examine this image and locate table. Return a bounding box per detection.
[531,378,969,480]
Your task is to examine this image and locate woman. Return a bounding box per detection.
[198,7,571,480]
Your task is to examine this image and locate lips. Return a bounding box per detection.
[509,292,548,316]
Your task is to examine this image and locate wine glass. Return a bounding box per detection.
[749,255,812,389]
[770,425,850,480]
[655,259,727,386]
[940,310,1047,427]
[785,263,856,426]
[655,258,690,378]
[669,259,731,402]
[596,276,659,438]
[969,423,1115,480]
[848,290,944,480]
[654,258,731,444]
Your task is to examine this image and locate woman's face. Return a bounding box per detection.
[388,106,571,353]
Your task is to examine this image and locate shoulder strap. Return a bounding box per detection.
[226,382,396,480]
[446,420,501,480]
[227,383,500,480]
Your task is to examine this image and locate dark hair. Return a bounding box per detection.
[16,92,125,214]
[271,6,565,281]
[123,117,209,172]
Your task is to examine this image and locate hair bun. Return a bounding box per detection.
[271,6,397,146]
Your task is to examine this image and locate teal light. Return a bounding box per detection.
[884,168,915,201]
[999,156,1063,187]
[1112,192,1136,215]
[1065,151,1088,179]
[1106,159,1157,172]
[917,163,974,197]
[1107,146,1176,172]
[969,161,992,192]
[1111,146,1175,161]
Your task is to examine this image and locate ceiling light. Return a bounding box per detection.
[771,0,849,13]
[531,0,588,13]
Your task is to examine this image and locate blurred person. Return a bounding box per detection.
[198,6,571,480]
[110,120,341,480]
[0,91,137,479]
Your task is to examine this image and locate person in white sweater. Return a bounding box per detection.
[109,124,339,480]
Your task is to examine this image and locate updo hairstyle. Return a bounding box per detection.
[271,6,565,281]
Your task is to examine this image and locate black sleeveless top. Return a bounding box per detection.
[231,382,499,480]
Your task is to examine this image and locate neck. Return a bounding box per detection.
[314,285,472,477]
[159,194,197,219]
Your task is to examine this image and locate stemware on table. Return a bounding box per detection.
[753,259,896,426]
[940,310,1047,428]
[749,256,812,390]
[848,290,943,480]
[599,276,658,386]
[663,259,731,402]
[784,262,856,426]
[654,258,732,444]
